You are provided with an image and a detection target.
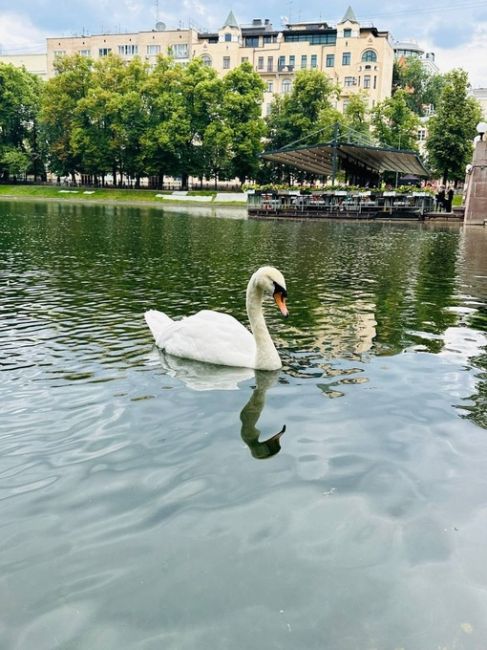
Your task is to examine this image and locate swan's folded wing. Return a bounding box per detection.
[160,310,256,368]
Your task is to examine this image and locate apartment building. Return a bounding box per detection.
[47,26,195,74]
[45,6,394,114]
[393,40,439,75]
[0,52,48,80]
[189,7,395,114]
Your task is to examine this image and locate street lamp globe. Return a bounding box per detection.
[476,121,487,140]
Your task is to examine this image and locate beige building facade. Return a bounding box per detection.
[44,6,394,114]
[0,52,48,80]
[47,27,195,73]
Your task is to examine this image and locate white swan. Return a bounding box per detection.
[144,266,288,370]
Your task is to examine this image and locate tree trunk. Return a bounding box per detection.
[113,168,117,187]
[181,172,189,190]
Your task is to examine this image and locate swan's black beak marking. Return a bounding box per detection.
[273,282,289,318]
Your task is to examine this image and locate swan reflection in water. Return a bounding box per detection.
[240,370,286,459]
[154,352,286,459]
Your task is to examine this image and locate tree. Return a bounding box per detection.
[343,92,370,141]
[1,149,30,181]
[0,63,44,180]
[372,89,420,150]
[41,54,94,180]
[71,55,150,185]
[222,62,266,183]
[426,69,482,183]
[265,69,340,182]
[393,58,445,116]
[267,69,340,150]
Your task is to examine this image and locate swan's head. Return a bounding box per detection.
[251,266,288,317]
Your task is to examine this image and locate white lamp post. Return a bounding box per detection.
[477,121,487,141]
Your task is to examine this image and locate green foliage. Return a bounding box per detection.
[1,149,30,179]
[267,70,340,150]
[426,69,482,182]
[372,89,420,150]
[0,63,44,179]
[41,54,94,177]
[265,69,341,183]
[222,63,266,182]
[343,92,370,140]
[393,58,445,115]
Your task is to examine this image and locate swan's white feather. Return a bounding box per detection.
[145,309,256,368]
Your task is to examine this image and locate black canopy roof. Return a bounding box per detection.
[261,141,428,177]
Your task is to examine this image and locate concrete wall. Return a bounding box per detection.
[464,139,487,225]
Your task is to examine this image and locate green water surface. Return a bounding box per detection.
[1,201,487,649]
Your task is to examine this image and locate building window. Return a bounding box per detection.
[244,36,259,47]
[301,54,307,69]
[225,33,232,42]
[171,43,188,58]
[53,50,66,58]
[343,99,350,111]
[289,55,295,68]
[257,56,264,70]
[147,44,161,55]
[119,44,138,56]
[267,56,273,71]
[342,52,351,65]
[311,54,317,68]
[373,76,377,89]
[282,79,292,94]
[241,56,249,63]
[362,49,377,62]
[201,54,212,66]
[223,56,230,69]
[363,75,371,88]
[266,103,272,116]
[266,81,274,93]
[326,54,335,67]
[418,128,427,141]
[284,33,336,45]
[264,35,277,44]
[344,28,352,37]
[79,49,91,57]
[344,76,356,86]
[278,55,285,70]
[98,48,112,57]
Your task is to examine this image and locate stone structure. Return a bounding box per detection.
[464,139,487,225]
[471,88,487,119]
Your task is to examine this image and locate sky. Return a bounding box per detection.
[0,0,486,86]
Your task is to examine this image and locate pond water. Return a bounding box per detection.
[1,201,487,650]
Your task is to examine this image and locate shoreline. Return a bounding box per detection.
[0,192,247,212]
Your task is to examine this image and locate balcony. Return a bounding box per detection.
[258,64,295,74]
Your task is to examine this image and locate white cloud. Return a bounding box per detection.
[425,23,487,87]
[0,11,47,52]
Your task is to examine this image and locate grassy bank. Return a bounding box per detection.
[0,185,246,207]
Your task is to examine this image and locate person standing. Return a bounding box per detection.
[436,186,446,211]
[446,187,454,212]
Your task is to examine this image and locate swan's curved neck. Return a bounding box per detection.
[246,281,281,370]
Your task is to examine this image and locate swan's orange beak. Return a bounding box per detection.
[274,291,289,317]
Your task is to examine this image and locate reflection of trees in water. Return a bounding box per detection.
[462,350,487,429]
[458,228,487,430]
[3,203,482,363]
